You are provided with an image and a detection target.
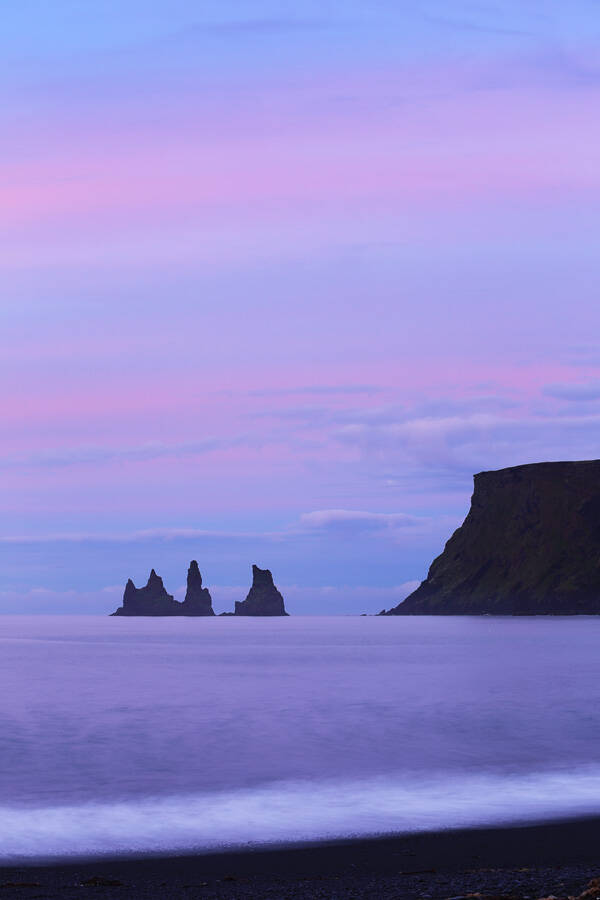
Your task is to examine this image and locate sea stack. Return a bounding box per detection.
[181,560,214,616]
[111,569,180,616]
[235,565,288,616]
[111,563,215,616]
[383,460,600,615]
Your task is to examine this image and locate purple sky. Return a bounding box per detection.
[3,1,600,613]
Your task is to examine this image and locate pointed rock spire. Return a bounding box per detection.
[112,568,178,616]
[112,562,216,616]
[181,560,215,616]
[234,564,288,616]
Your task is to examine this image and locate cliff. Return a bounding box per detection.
[111,563,214,616]
[383,460,600,615]
[235,565,288,616]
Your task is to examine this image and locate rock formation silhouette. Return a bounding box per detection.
[382,460,600,615]
[181,560,214,616]
[111,569,179,616]
[234,565,288,616]
[111,563,214,616]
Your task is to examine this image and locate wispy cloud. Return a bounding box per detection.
[0,436,255,470]
[0,586,122,615]
[422,12,532,38]
[0,527,276,546]
[179,18,330,38]
[543,380,600,401]
[334,409,600,472]
[8,388,599,485]
[299,509,423,532]
[279,581,421,615]
[248,385,384,398]
[259,395,518,428]
[0,509,429,547]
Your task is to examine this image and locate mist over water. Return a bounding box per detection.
[1,615,600,860]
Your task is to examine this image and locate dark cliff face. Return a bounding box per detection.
[234,565,288,616]
[385,460,600,616]
[181,560,215,616]
[111,562,214,616]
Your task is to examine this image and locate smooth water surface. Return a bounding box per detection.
[1,615,599,859]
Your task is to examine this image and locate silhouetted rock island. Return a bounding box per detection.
[234,565,288,616]
[183,560,215,616]
[111,562,288,616]
[111,562,215,616]
[382,460,600,616]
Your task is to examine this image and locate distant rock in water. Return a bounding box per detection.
[111,562,286,617]
[235,565,288,616]
[382,460,600,616]
[111,563,214,616]
[111,569,179,616]
[181,560,215,616]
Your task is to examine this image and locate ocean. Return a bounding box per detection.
[1,614,599,861]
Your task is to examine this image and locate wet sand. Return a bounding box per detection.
[2,816,600,898]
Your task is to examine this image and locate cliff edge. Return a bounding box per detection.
[383,460,600,615]
[235,565,288,616]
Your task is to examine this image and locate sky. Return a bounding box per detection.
[3,0,600,614]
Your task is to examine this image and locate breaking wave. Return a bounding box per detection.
[2,767,600,862]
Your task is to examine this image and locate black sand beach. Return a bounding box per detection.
[2,816,600,899]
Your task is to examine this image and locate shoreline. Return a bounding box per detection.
[3,815,600,898]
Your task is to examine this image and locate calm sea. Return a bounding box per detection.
[1,615,599,861]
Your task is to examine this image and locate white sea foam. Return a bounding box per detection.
[2,767,600,861]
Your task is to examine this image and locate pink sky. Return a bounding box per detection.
[3,2,600,611]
